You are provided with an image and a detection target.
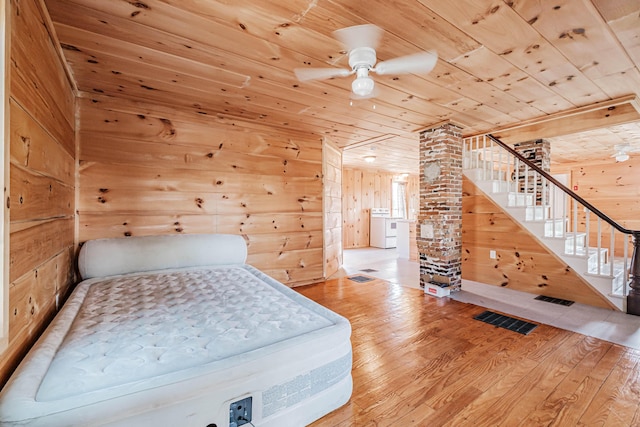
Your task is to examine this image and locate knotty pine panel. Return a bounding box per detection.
[572,160,640,219]
[342,168,416,249]
[3,0,77,388]
[80,163,322,195]
[323,139,342,278]
[63,45,421,137]
[216,213,323,235]
[9,248,74,343]
[249,248,324,285]
[10,0,74,155]
[80,92,365,148]
[569,159,640,256]
[3,248,74,391]
[243,231,322,254]
[79,213,216,241]
[9,218,75,284]
[10,166,74,222]
[461,177,613,309]
[48,0,443,130]
[79,104,325,163]
[81,137,322,179]
[79,189,322,216]
[10,100,74,186]
[78,96,323,286]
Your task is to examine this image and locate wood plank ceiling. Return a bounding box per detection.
[44,0,640,173]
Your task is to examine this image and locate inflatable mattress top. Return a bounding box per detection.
[0,264,349,422]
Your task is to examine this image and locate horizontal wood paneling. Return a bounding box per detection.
[10,100,74,186]
[78,95,324,286]
[2,0,76,389]
[461,177,613,309]
[9,248,74,342]
[10,166,74,222]
[79,189,322,216]
[10,0,74,154]
[3,248,74,392]
[9,218,75,283]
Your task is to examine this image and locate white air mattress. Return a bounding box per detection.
[0,234,352,426]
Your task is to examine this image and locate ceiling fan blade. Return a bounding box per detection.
[333,24,383,51]
[294,67,352,82]
[375,51,438,75]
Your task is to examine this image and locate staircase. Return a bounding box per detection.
[462,134,634,311]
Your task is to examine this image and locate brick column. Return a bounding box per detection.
[513,139,550,205]
[418,123,463,292]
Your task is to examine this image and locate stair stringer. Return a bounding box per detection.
[463,175,621,311]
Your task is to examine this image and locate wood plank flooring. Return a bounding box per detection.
[296,277,640,426]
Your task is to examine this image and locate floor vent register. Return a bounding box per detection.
[534,295,575,306]
[473,310,538,335]
[347,275,375,283]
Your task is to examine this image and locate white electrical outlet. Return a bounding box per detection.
[489,250,497,259]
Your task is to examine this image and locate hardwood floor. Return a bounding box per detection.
[297,277,640,426]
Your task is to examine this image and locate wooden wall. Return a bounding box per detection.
[461,176,614,309]
[1,0,76,386]
[323,140,342,277]
[342,168,418,248]
[554,158,640,255]
[77,94,324,286]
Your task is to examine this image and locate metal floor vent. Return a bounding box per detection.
[360,268,378,273]
[534,295,575,306]
[348,275,375,283]
[473,311,538,335]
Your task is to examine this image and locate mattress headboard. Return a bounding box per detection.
[78,233,248,280]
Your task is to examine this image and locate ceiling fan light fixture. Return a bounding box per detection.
[364,155,376,163]
[352,75,375,97]
[615,152,630,162]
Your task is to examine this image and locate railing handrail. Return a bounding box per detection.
[486,134,637,237]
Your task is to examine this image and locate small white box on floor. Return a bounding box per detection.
[425,284,450,298]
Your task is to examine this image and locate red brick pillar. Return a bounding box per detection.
[513,139,551,205]
[418,123,463,292]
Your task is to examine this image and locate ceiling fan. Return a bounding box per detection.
[611,143,640,162]
[294,24,438,98]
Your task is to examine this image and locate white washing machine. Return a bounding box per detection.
[370,208,399,248]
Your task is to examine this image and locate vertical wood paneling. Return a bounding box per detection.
[461,177,613,309]
[77,94,324,287]
[342,168,419,248]
[1,0,76,388]
[323,139,342,278]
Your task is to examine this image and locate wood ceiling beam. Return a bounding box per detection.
[478,95,640,144]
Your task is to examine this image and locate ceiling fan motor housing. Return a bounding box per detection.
[349,47,377,71]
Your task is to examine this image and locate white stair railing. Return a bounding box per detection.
[463,134,635,300]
